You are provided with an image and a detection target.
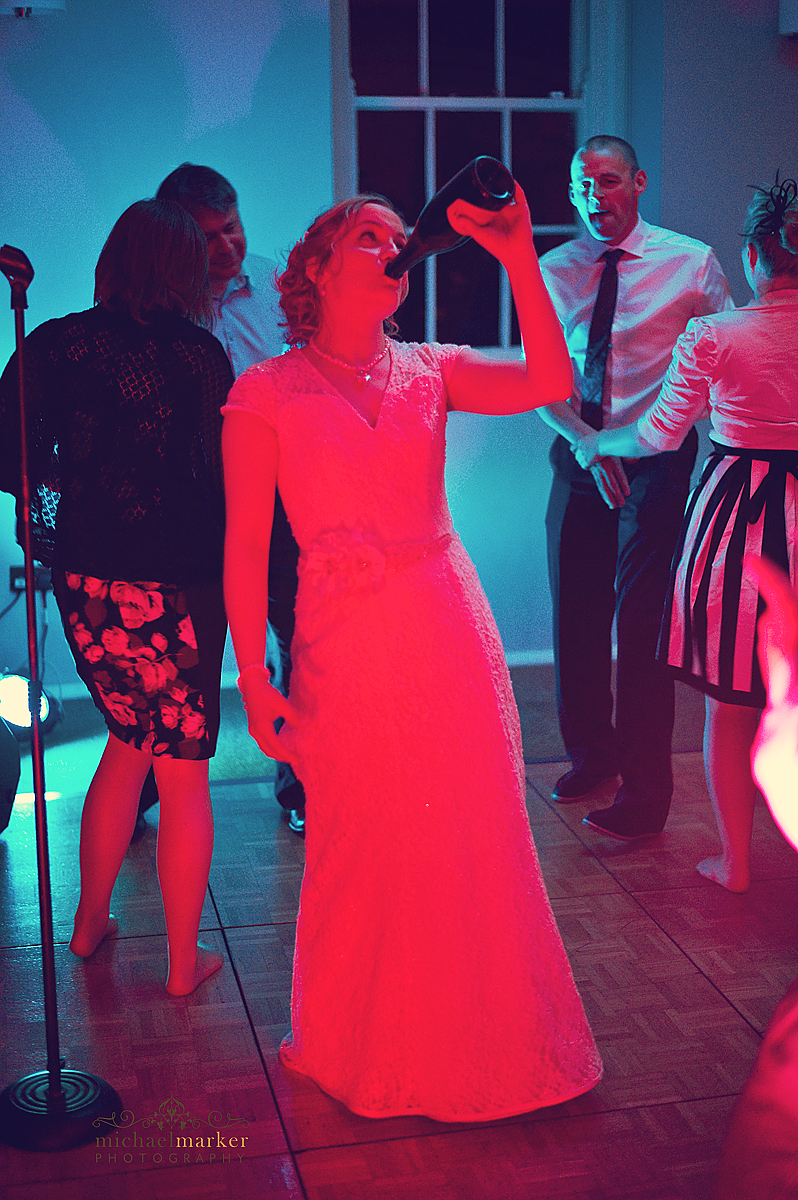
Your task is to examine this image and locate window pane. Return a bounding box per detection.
[505,0,571,98]
[350,0,418,96]
[435,110,502,345]
[429,0,495,97]
[394,270,426,344]
[512,111,576,226]
[357,111,426,342]
[437,238,500,346]
[358,110,426,220]
[511,232,574,345]
[435,110,502,188]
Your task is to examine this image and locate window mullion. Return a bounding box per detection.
[499,106,512,350]
[497,2,510,350]
[420,0,436,342]
[495,0,505,96]
[419,0,429,96]
[425,105,437,343]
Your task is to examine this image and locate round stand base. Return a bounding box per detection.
[0,1069,123,1152]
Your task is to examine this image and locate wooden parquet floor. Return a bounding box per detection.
[1,749,797,1199]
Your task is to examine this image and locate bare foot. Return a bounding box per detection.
[697,854,750,893]
[166,942,223,996]
[70,914,119,958]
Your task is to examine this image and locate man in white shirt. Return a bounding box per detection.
[538,135,732,840]
[154,164,305,834]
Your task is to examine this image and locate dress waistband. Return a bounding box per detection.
[299,528,454,599]
[709,440,798,465]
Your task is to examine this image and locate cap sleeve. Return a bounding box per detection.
[413,341,467,389]
[222,360,281,429]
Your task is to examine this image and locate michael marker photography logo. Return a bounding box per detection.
[92,1096,251,1168]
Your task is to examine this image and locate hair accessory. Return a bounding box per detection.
[309,338,389,382]
[755,177,798,238]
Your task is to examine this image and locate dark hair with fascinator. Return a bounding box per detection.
[743,177,798,278]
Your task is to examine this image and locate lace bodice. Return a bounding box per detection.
[224,340,461,553]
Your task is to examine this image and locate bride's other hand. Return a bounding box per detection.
[238,668,302,763]
[748,554,798,707]
[746,553,798,852]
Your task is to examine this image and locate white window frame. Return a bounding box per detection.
[331,0,629,347]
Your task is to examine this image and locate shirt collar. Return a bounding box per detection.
[759,287,798,305]
[581,215,647,264]
[214,263,251,303]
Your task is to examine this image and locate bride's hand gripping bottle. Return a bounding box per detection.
[384,156,515,278]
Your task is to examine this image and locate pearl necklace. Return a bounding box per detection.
[309,338,389,383]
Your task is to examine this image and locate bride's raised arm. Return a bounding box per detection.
[444,184,573,415]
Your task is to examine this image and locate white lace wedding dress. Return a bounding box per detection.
[224,340,602,1120]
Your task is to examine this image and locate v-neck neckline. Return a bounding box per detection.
[301,341,394,431]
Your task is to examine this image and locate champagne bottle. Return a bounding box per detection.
[384,156,515,279]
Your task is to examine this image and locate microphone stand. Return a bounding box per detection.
[0,245,122,1151]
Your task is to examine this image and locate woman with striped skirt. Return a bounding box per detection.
[572,178,798,892]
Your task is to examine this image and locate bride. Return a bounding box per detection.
[222,186,602,1120]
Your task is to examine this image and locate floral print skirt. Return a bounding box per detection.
[53,571,226,759]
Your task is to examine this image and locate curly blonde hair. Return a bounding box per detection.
[277,195,406,346]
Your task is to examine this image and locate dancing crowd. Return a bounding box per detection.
[1,140,797,1146]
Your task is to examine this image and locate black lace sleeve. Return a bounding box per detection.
[0,321,61,565]
[190,334,234,527]
[1,309,236,581]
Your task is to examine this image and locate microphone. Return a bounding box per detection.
[0,245,34,288]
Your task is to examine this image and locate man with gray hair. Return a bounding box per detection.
[538,135,732,840]
[156,164,305,833]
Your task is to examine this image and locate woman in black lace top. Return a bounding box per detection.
[0,199,234,994]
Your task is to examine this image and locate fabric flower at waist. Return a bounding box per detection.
[299,527,453,601]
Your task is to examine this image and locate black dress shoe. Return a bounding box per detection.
[582,804,666,840]
[287,809,306,836]
[552,764,618,803]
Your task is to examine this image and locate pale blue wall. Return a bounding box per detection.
[4,0,798,694]
[445,410,556,664]
[0,0,332,689]
[661,0,798,304]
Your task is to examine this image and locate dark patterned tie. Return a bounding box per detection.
[580,248,624,431]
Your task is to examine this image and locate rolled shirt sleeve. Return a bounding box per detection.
[636,320,713,453]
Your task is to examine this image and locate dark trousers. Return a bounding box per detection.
[138,491,303,818]
[268,490,303,812]
[545,430,697,817]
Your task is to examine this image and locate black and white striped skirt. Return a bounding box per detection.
[658,443,798,707]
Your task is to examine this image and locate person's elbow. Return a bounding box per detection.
[531,360,574,410]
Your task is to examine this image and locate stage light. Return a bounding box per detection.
[0,674,63,740]
[0,715,20,834]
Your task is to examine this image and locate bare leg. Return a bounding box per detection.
[698,696,762,892]
[70,733,151,956]
[153,756,222,996]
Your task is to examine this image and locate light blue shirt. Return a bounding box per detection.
[212,253,285,378]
